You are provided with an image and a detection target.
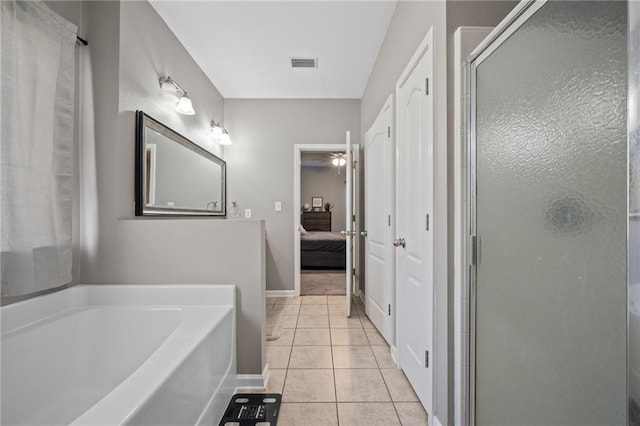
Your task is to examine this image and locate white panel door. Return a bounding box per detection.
[345,130,353,317]
[396,29,434,413]
[364,95,395,344]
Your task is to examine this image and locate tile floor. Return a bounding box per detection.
[261,295,429,426]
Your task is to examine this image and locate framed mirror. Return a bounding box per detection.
[135,111,226,216]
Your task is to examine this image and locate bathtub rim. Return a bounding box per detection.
[1,284,237,426]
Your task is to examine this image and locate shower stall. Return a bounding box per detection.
[467,0,637,424]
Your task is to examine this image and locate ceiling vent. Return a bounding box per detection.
[290,57,318,68]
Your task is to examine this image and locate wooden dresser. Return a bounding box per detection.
[302,211,331,231]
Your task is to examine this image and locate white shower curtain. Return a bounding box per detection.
[1,1,77,297]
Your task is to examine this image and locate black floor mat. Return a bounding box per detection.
[218,393,281,426]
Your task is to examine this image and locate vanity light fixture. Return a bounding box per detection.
[210,121,224,138]
[211,120,232,145]
[159,76,195,115]
[219,128,232,146]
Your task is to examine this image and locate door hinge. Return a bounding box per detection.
[388,304,391,316]
[353,214,356,222]
[387,126,391,138]
[425,78,429,96]
[388,215,391,227]
[470,235,479,266]
[425,213,430,231]
[353,268,356,276]
[353,160,357,169]
[425,350,429,368]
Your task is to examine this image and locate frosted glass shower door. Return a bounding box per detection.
[470,1,627,425]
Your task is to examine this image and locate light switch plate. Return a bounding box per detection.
[275,201,282,212]
[244,209,252,219]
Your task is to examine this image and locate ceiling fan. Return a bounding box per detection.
[303,151,347,173]
[330,152,347,167]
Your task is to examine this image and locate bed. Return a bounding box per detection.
[300,231,346,270]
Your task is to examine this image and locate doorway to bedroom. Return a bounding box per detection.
[299,150,347,295]
[293,143,361,302]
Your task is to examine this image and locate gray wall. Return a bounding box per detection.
[224,99,360,292]
[301,162,347,232]
[75,1,265,375]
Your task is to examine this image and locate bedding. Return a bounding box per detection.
[301,232,346,269]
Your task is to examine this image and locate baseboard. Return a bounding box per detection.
[235,364,268,392]
[390,345,400,368]
[266,290,296,298]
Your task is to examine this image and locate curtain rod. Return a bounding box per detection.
[76,36,88,46]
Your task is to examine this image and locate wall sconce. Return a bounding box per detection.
[159,76,195,115]
[210,120,232,145]
[210,121,223,138]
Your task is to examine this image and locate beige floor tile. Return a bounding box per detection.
[300,304,329,315]
[270,296,302,305]
[294,328,331,346]
[394,402,429,425]
[267,328,295,346]
[277,403,339,426]
[371,345,397,369]
[381,369,419,402]
[327,295,346,305]
[266,369,287,393]
[302,295,328,305]
[297,314,329,328]
[276,305,301,316]
[364,327,388,346]
[330,328,369,345]
[281,314,299,329]
[267,314,283,329]
[289,346,333,369]
[359,314,377,329]
[282,369,336,402]
[337,403,400,425]
[266,346,291,369]
[334,369,391,402]
[329,315,364,329]
[332,346,378,369]
[329,304,349,315]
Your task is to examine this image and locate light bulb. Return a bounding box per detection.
[210,123,223,138]
[339,158,346,166]
[332,158,339,166]
[176,95,195,115]
[219,132,232,146]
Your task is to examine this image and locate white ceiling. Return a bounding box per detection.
[149,1,397,99]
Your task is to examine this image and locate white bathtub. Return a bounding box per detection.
[1,284,236,426]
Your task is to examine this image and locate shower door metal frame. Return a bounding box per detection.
[629,2,639,425]
[465,1,547,425]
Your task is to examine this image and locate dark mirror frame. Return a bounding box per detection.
[135,111,226,217]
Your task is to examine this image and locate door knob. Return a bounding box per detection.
[360,231,368,237]
[393,238,406,248]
